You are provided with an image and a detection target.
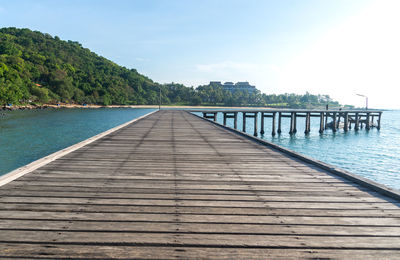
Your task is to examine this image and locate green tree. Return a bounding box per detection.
[0,27,345,108]
[30,84,50,102]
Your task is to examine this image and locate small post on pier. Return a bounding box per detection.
[332,112,337,132]
[366,112,370,130]
[319,112,324,134]
[344,112,349,132]
[254,112,258,137]
[377,112,382,130]
[242,112,246,132]
[277,112,282,134]
[223,113,227,126]
[305,112,311,134]
[293,112,297,134]
[272,112,276,136]
[289,112,295,135]
[260,112,265,135]
[325,112,329,130]
[234,112,238,130]
[355,113,359,131]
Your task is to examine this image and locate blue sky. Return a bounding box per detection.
[1,0,399,108]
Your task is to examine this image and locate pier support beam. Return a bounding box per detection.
[344,112,349,132]
[253,112,258,137]
[305,112,311,134]
[377,112,382,130]
[242,112,246,132]
[260,112,265,135]
[332,112,337,132]
[233,112,238,129]
[277,112,282,134]
[223,113,227,126]
[272,112,276,136]
[223,112,238,129]
[319,112,324,134]
[242,112,258,136]
[293,112,297,134]
[289,112,296,135]
[355,113,359,131]
[289,113,293,135]
[366,112,370,130]
[260,112,276,136]
[325,113,329,130]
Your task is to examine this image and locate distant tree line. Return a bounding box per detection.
[0,27,348,109]
[162,82,344,108]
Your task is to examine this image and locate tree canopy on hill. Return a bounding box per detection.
[0,27,346,108]
[0,27,165,105]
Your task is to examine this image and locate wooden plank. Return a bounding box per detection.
[0,192,390,205]
[1,198,398,210]
[1,244,398,259]
[0,110,398,259]
[2,219,400,236]
[1,210,400,226]
[1,230,400,248]
[1,203,400,217]
[2,191,393,202]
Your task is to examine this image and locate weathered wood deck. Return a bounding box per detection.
[0,110,399,259]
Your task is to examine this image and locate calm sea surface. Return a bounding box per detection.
[1,108,399,191]
[0,108,155,175]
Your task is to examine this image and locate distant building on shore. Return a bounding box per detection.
[209,81,256,93]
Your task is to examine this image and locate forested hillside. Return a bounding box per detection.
[0,27,346,108]
[0,27,163,105]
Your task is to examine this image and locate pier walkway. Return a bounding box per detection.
[0,110,399,259]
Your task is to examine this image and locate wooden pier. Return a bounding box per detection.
[198,109,383,136]
[0,110,399,259]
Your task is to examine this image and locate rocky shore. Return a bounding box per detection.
[1,105,51,110]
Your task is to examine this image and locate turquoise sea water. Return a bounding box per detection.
[1,108,399,191]
[0,108,155,175]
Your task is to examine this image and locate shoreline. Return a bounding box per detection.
[3,103,387,111]
[1,103,276,110]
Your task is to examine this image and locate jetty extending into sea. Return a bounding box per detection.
[194,109,382,136]
[0,110,399,259]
